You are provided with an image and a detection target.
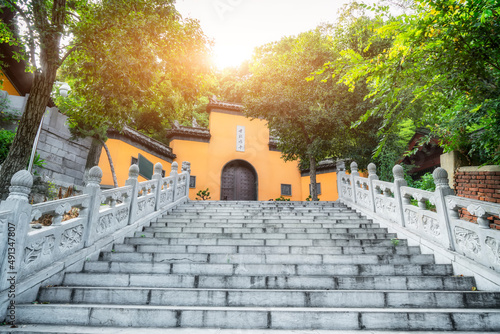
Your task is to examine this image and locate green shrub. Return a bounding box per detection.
[0,129,15,164]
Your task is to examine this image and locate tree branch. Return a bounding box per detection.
[5,0,38,69]
[59,44,78,65]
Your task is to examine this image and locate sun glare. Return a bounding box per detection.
[213,46,251,70]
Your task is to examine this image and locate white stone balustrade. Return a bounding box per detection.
[337,163,500,289]
[0,162,191,318]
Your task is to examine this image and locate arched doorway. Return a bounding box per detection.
[220,160,258,201]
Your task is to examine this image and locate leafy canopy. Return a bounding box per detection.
[335,0,500,165]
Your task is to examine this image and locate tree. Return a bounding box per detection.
[337,0,500,165]
[215,61,250,103]
[0,0,212,195]
[244,24,380,200]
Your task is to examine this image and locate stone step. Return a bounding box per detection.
[82,261,453,276]
[1,326,494,334]
[63,272,476,290]
[14,304,500,331]
[100,252,435,265]
[38,287,500,309]
[166,209,359,213]
[125,237,408,247]
[161,214,361,220]
[112,244,422,255]
[134,232,398,240]
[150,221,377,228]
[155,218,373,224]
[142,227,388,234]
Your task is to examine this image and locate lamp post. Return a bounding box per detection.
[27,82,71,173]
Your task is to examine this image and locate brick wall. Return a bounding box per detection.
[454,166,500,229]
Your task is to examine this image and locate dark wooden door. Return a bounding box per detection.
[221,161,257,200]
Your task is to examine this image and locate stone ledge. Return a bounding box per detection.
[458,165,500,172]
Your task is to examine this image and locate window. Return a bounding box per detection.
[131,157,138,165]
[310,183,321,195]
[189,176,196,188]
[281,184,292,196]
[138,153,154,180]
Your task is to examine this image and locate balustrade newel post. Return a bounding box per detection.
[433,168,455,250]
[182,161,191,198]
[350,162,359,204]
[336,161,345,201]
[170,162,179,202]
[367,163,379,213]
[392,165,408,227]
[0,170,33,290]
[125,165,140,225]
[152,163,163,210]
[83,166,103,247]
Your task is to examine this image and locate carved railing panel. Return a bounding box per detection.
[159,176,175,206]
[339,172,353,202]
[20,216,86,279]
[353,176,371,209]
[446,195,500,271]
[337,163,500,274]
[372,180,398,223]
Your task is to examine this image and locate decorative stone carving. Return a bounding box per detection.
[422,215,440,236]
[350,162,358,174]
[137,200,147,214]
[60,225,84,251]
[160,192,167,204]
[405,209,418,227]
[455,227,481,255]
[356,191,370,208]
[433,167,450,189]
[96,213,115,234]
[485,237,500,265]
[154,162,163,176]
[367,163,376,176]
[385,200,396,214]
[24,235,55,265]
[55,203,72,216]
[116,208,129,223]
[170,162,179,176]
[88,166,103,185]
[393,164,404,180]
[8,170,33,202]
[128,164,140,179]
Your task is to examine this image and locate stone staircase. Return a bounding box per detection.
[7,201,500,332]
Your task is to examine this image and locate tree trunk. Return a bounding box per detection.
[82,137,104,185]
[0,71,56,199]
[100,139,118,188]
[309,155,318,201]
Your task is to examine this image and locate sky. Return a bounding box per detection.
[175,0,371,69]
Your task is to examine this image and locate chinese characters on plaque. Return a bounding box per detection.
[236,125,245,152]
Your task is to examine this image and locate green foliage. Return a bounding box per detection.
[275,196,291,201]
[336,0,500,165]
[0,129,15,164]
[391,238,400,246]
[30,153,46,176]
[305,195,312,201]
[56,0,214,143]
[411,172,436,192]
[216,61,250,103]
[196,188,211,200]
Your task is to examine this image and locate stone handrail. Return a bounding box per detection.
[0,161,191,318]
[337,162,500,284]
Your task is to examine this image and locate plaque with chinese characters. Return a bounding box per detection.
[236,125,245,152]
